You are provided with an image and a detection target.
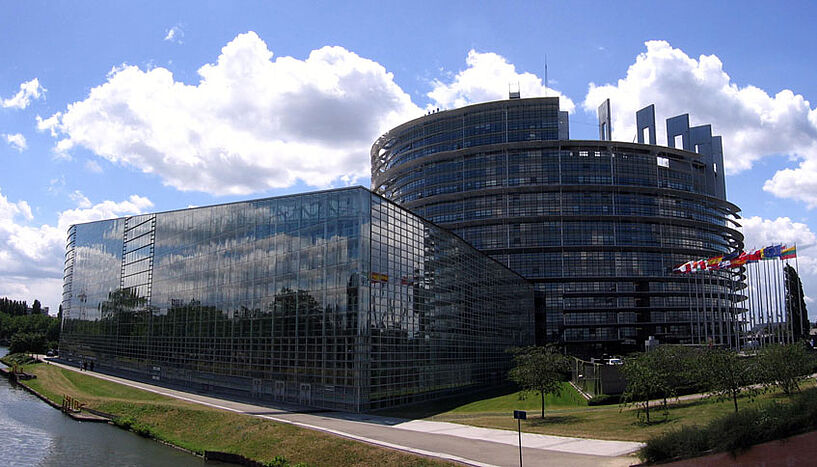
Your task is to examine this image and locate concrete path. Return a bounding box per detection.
[44,359,642,467]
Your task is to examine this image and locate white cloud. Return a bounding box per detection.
[4,133,27,152]
[2,78,46,109]
[36,113,61,137]
[68,190,92,208]
[741,216,816,251]
[164,25,183,43]
[583,41,817,206]
[741,216,817,318]
[84,159,103,173]
[428,50,575,112]
[41,32,422,195]
[0,187,152,311]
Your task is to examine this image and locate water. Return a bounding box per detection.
[0,347,204,467]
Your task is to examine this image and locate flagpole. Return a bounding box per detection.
[694,270,702,345]
[746,263,754,347]
[728,269,736,349]
[784,257,794,344]
[761,257,771,346]
[687,273,695,344]
[774,256,785,344]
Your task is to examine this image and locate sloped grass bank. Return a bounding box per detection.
[20,363,450,467]
[640,386,817,464]
[391,380,814,442]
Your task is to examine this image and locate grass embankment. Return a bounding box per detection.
[381,380,816,442]
[17,361,451,467]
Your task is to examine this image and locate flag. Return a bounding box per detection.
[781,245,797,260]
[707,256,723,270]
[761,244,783,259]
[722,251,740,261]
[744,249,762,263]
[370,272,389,283]
[673,261,692,273]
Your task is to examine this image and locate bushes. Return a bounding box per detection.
[640,387,817,463]
[587,394,620,406]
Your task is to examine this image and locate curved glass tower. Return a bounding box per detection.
[372,97,743,356]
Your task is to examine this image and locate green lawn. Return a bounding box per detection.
[381,379,815,442]
[19,361,452,467]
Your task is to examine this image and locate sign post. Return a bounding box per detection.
[513,410,526,466]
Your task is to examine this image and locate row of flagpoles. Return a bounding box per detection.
[678,243,803,349]
[673,244,797,274]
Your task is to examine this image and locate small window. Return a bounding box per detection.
[673,135,683,148]
[657,157,669,168]
[579,150,589,157]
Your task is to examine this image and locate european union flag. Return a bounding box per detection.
[762,244,783,259]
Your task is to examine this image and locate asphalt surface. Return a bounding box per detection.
[44,359,642,467]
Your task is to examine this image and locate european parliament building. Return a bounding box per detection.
[60,188,533,411]
[372,97,743,356]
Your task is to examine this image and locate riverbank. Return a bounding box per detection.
[11,359,450,467]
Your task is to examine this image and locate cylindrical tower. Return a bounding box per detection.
[372,97,743,356]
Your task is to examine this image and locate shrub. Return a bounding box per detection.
[639,387,817,463]
[587,394,620,406]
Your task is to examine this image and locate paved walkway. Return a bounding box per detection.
[44,359,642,466]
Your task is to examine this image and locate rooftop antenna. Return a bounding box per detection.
[544,54,548,97]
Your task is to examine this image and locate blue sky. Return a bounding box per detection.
[2,1,817,316]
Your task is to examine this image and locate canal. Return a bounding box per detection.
[0,347,205,466]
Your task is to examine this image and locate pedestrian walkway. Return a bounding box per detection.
[45,359,642,466]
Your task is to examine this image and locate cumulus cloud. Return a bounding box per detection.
[741,216,816,251]
[41,32,421,195]
[4,133,27,152]
[0,187,152,311]
[2,78,46,109]
[583,41,817,206]
[164,25,183,43]
[741,216,816,315]
[428,50,575,112]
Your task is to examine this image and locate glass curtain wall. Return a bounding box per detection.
[61,187,533,411]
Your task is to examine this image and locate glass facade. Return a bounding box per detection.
[372,98,743,356]
[60,187,534,411]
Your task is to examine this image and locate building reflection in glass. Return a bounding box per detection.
[60,187,534,411]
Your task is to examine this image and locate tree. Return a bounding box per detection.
[700,349,758,413]
[508,346,570,418]
[31,299,42,314]
[757,342,815,395]
[9,332,48,354]
[620,352,665,423]
[785,265,809,340]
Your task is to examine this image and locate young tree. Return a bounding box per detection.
[508,346,570,418]
[620,352,667,423]
[757,342,815,395]
[701,348,757,413]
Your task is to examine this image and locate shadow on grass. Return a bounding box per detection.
[527,415,581,425]
[373,384,520,419]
